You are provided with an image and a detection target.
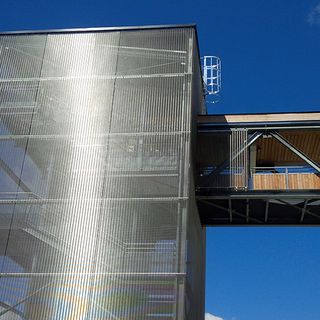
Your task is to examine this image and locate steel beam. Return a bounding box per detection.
[277,199,320,221]
[300,200,308,223]
[228,199,233,223]
[197,192,320,200]
[270,132,320,174]
[199,199,264,224]
[265,199,269,222]
[246,199,250,223]
[204,131,262,183]
[198,124,320,132]
[0,158,33,195]
[0,282,52,317]
[0,301,24,318]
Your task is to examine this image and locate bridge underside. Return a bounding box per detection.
[198,193,320,225]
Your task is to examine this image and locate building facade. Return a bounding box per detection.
[0,26,205,319]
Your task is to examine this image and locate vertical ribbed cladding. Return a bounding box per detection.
[0,26,199,319]
[230,129,248,190]
[25,32,120,319]
[185,29,206,320]
[0,34,46,319]
[0,35,46,135]
[196,129,249,190]
[90,27,195,318]
[0,31,121,319]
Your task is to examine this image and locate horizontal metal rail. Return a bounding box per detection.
[0,72,191,83]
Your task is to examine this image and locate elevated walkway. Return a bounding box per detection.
[196,112,320,225]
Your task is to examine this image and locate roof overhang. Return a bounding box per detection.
[198,112,320,130]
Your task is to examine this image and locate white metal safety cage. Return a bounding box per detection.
[201,55,221,96]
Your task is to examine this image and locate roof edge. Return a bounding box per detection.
[201,110,320,117]
[197,112,320,129]
[0,24,197,36]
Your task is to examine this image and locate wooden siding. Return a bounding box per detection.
[253,174,286,190]
[197,130,320,167]
[253,173,320,190]
[256,130,320,164]
[288,173,320,189]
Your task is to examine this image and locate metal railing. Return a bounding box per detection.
[251,166,319,190]
[197,166,320,191]
[197,166,248,190]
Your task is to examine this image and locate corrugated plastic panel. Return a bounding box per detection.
[196,130,249,190]
[0,27,203,319]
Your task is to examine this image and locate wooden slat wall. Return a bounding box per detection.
[288,173,320,189]
[256,131,320,164]
[253,174,286,190]
[253,173,320,190]
[197,130,320,167]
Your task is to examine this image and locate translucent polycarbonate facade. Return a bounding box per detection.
[197,129,249,190]
[0,26,205,319]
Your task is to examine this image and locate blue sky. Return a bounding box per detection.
[206,227,320,320]
[1,1,320,319]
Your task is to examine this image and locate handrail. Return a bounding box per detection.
[252,166,308,169]
[197,165,320,190]
[251,166,320,190]
[252,166,317,174]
